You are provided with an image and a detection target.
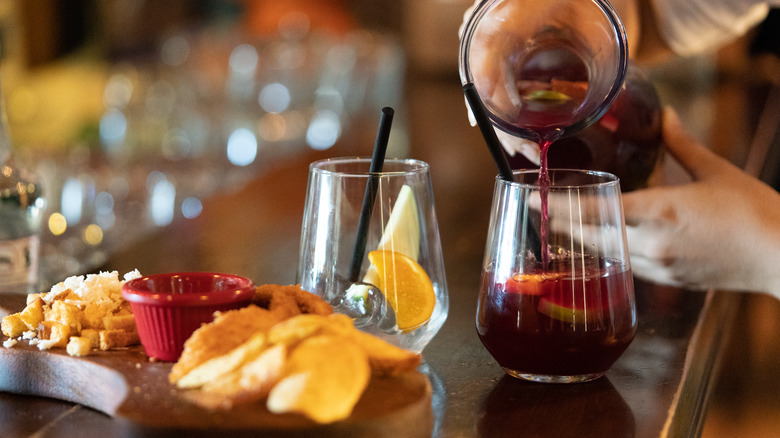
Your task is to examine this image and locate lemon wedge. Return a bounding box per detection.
[367,250,435,331]
[348,185,420,301]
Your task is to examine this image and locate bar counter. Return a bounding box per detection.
[0,77,740,437]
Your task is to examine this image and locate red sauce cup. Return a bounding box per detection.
[122,272,255,361]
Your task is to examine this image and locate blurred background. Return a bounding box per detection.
[0,1,777,436]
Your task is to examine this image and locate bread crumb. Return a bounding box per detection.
[66,336,93,357]
[1,270,142,355]
[1,313,26,338]
[37,339,58,350]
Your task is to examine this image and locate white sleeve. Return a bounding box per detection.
[649,0,778,56]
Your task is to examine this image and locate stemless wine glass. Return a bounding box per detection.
[296,157,449,353]
[459,0,628,140]
[477,169,636,383]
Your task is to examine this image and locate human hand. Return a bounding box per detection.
[622,108,780,297]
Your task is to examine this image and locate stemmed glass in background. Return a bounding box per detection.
[296,157,449,353]
[478,169,636,383]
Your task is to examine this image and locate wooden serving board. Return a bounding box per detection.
[0,294,433,437]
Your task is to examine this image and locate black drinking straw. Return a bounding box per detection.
[349,107,394,283]
[463,83,542,257]
[463,83,516,183]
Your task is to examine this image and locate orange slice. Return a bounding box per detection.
[504,272,564,296]
[367,250,435,331]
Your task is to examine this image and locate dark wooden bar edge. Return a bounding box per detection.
[664,291,740,438]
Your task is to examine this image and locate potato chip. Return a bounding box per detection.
[266,335,370,424]
[266,313,353,347]
[177,332,268,389]
[194,343,287,410]
[170,305,281,384]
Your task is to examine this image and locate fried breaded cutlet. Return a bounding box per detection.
[170,285,332,383]
[169,305,282,383]
[252,284,333,319]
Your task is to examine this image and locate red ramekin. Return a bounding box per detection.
[122,272,255,361]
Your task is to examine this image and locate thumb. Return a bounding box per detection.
[661,107,729,180]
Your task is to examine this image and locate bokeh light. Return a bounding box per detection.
[61,178,84,224]
[83,224,104,246]
[149,174,176,226]
[258,82,291,114]
[48,213,67,236]
[229,44,259,74]
[182,197,203,219]
[161,35,190,67]
[306,110,341,150]
[99,109,127,145]
[227,128,258,166]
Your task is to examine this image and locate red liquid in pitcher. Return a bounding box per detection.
[477,260,636,377]
[507,47,663,192]
[511,44,589,133]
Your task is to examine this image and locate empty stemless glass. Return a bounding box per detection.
[296,157,449,353]
[478,169,637,383]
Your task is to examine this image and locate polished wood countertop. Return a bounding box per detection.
[0,76,741,437]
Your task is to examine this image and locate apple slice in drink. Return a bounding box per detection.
[537,286,613,324]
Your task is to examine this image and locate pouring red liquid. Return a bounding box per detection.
[506,61,663,193]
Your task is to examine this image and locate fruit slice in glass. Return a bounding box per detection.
[368,250,435,332]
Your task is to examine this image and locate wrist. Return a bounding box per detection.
[755,215,780,299]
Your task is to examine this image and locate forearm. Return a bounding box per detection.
[752,205,780,300]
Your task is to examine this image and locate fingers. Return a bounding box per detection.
[496,130,541,164]
[660,107,730,180]
[621,186,667,226]
[628,255,695,290]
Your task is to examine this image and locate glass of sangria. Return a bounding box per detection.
[478,169,637,383]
